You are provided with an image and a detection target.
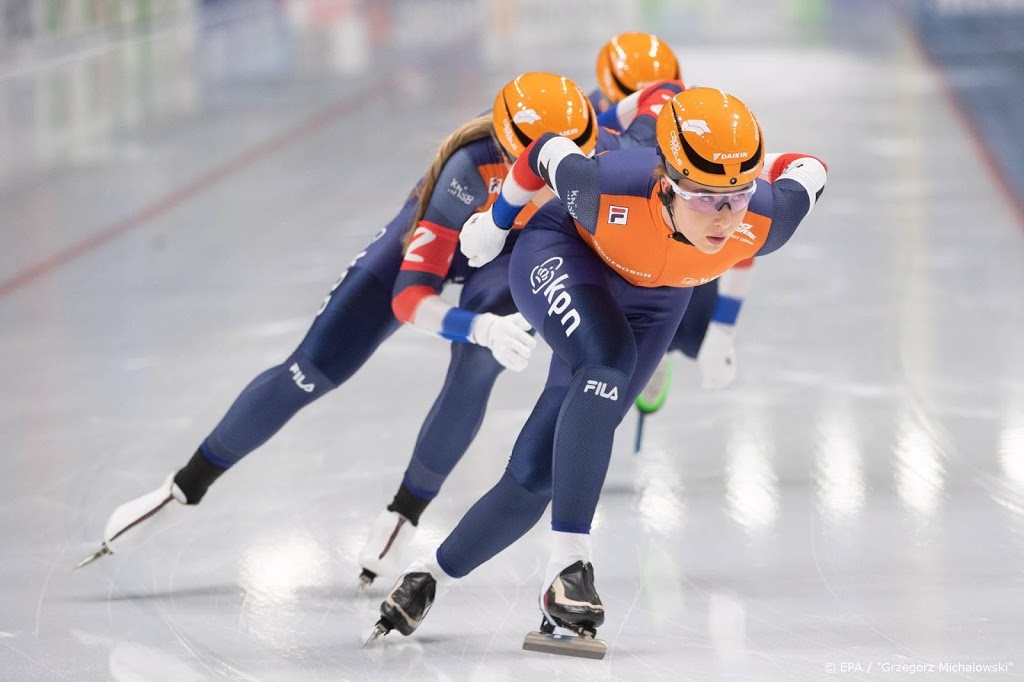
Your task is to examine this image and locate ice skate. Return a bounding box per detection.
[74,473,189,570]
[635,354,673,415]
[356,510,417,592]
[523,560,608,659]
[364,562,437,645]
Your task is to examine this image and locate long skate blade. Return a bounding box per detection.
[73,545,111,571]
[523,630,607,660]
[362,622,389,648]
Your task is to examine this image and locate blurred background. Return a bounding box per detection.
[1,1,1022,680]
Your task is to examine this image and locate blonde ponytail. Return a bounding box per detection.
[402,115,498,251]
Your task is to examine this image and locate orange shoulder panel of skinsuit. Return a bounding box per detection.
[477,160,540,230]
[512,202,540,229]
[477,162,509,209]
[576,190,773,288]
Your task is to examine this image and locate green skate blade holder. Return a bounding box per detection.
[522,630,608,659]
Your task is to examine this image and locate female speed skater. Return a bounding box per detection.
[590,31,761,426]
[75,73,678,593]
[368,87,828,659]
[75,73,599,577]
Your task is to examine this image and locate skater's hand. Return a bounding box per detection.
[460,209,508,267]
[470,312,536,372]
[697,323,738,390]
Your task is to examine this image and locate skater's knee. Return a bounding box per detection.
[578,323,636,377]
[563,364,632,427]
[449,342,503,383]
[281,349,338,398]
[506,460,553,499]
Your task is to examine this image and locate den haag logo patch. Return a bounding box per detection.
[607,205,628,225]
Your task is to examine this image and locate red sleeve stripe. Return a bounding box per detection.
[635,81,682,119]
[511,148,546,192]
[392,284,437,324]
[734,257,755,269]
[401,221,459,277]
[768,153,828,182]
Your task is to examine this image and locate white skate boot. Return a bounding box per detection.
[356,510,417,592]
[75,473,189,569]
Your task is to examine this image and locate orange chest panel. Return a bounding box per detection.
[575,192,773,287]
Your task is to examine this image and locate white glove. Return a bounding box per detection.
[697,323,738,390]
[460,209,509,267]
[470,312,536,372]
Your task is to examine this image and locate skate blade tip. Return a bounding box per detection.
[73,546,111,571]
[362,622,389,648]
[523,631,607,660]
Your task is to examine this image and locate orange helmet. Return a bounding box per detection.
[595,32,681,103]
[492,72,598,159]
[655,87,764,188]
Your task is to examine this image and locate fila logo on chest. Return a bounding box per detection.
[608,205,629,225]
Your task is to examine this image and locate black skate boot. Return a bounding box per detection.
[523,560,608,659]
[364,569,437,645]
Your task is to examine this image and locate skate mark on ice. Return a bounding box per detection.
[0,638,71,679]
[162,535,261,681]
[34,544,67,636]
[807,511,924,662]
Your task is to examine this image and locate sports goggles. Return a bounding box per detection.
[666,177,757,215]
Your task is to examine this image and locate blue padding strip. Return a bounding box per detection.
[711,295,742,326]
[597,106,622,131]
[198,441,232,470]
[400,476,439,500]
[491,195,519,230]
[551,521,591,534]
[440,308,476,343]
[435,548,463,579]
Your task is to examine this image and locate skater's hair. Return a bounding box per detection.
[652,163,671,182]
[403,115,500,251]
[652,162,675,205]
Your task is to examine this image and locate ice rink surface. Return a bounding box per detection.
[1,1,1023,680]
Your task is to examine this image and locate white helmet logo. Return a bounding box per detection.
[513,108,542,125]
[680,119,711,135]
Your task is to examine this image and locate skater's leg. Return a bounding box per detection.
[507,222,691,642]
[198,266,401,473]
[360,254,519,583]
[391,253,517,510]
[435,375,567,578]
[371,368,568,639]
[634,278,716,417]
[81,201,414,567]
[670,278,717,359]
[507,229,636,537]
[187,199,414,489]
